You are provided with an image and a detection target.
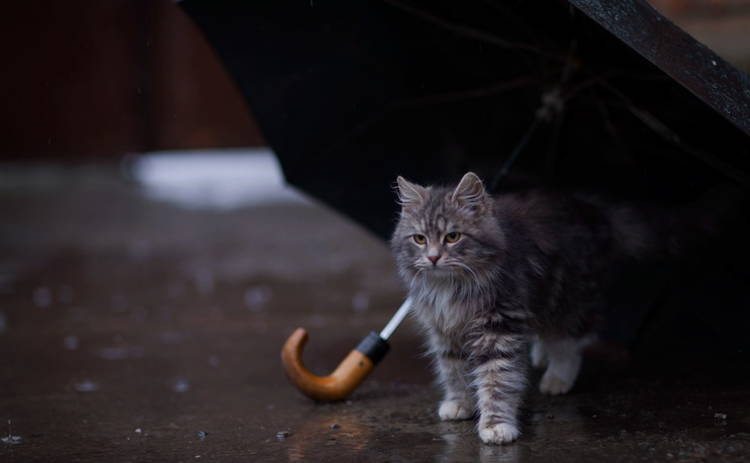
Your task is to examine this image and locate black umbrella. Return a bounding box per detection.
[180,0,750,361]
[181,0,749,236]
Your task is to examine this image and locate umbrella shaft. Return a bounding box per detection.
[379,298,412,340]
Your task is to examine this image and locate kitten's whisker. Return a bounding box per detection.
[452,261,481,282]
[409,268,425,289]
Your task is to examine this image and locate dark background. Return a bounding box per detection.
[0,0,265,161]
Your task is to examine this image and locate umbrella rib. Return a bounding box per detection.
[600,81,750,186]
[490,116,542,191]
[594,89,633,165]
[397,78,535,107]
[320,78,537,157]
[383,0,563,62]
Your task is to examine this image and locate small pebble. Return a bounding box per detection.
[197,431,208,440]
[329,423,340,430]
[714,413,728,420]
[275,431,290,440]
[135,428,142,434]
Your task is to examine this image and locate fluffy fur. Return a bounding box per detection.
[390,172,646,444]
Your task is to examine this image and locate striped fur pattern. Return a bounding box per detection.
[391,172,634,444]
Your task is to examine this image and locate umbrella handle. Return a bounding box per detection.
[281,328,390,401]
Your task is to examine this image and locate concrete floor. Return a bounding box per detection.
[1,163,749,462]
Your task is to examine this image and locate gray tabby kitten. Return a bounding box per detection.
[391,172,635,445]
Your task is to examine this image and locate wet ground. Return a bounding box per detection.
[1,162,749,462]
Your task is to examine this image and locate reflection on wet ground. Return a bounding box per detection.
[1,164,749,462]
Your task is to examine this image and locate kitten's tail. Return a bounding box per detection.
[609,185,746,260]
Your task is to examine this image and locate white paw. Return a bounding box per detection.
[478,423,520,445]
[539,372,574,395]
[438,399,473,421]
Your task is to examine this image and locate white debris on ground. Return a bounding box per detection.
[1,435,22,445]
[2,420,21,445]
[131,148,311,210]
[173,377,190,393]
[74,380,99,392]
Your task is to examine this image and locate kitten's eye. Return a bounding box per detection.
[444,232,462,244]
[412,234,427,245]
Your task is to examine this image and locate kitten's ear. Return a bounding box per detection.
[396,176,427,208]
[451,172,486,207]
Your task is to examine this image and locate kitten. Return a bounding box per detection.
[390,172,645,445]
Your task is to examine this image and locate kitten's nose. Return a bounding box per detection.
[428,255,440,264]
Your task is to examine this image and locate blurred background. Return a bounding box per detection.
[1,1,750,461]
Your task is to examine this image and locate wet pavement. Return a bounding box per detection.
[1,162,749,462]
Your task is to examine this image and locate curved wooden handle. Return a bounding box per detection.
[281,328,377,402]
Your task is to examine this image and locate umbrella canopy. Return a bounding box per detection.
[180,0,750,357]
[181,0,749,239]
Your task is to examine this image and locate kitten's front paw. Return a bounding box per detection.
[478,423,520,445]
[438,399,473,421]
[539,372,574,395]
